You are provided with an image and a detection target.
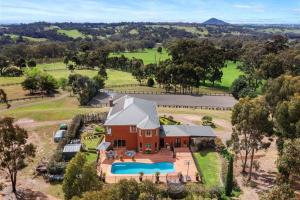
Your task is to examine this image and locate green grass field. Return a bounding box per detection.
[193,150,221,188]
[0,62,138,86]
[111,48,170,65]
[1,96,107,121]
[220,61,243,88]
[57,29,89,39]
[4,34,47,42]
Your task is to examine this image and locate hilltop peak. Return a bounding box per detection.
[202,18,229,25]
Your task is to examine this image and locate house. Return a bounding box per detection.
[104,95,216,154]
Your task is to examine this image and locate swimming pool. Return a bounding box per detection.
[111,162,175,174]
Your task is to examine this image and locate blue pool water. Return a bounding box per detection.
[111,162,175,174]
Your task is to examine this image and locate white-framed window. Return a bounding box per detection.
[145,130,152,137]
[129,126,137,133]
[106,127,112,135]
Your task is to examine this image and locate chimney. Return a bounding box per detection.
[109,97,114,107]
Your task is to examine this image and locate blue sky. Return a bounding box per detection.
[0,0,299,24]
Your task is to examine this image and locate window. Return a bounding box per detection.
[129,126,137,133]
[106,127,112,135]
[145,130,152,137]
[140,143,142,149]
[113,140,126,147]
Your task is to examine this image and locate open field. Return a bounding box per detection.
[111,48,170,65]
[4,34,47,42]
[0,62,138,86]
[193,150,222,188]
[57,29,89,39]
[1,95,108,121]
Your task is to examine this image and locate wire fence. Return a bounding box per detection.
[88,103,232,111]
[104,88,232,97]
[7,95,54,102]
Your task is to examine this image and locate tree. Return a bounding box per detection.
[98,65,107,80]
[147,78,154,87]
[93,75,105,89]
[62,153,102,200]
[225,156,234,196]
[132,67,146,85]
[115,179,140,200]
[27,60,36,68]
[139,180,160,200]
[231,76,248,99]
[0,88,11,108]
[276,139,300,183]
[70,74,99,105]
[157,47,162,54]
[231,97,273,179]
[0,56,10,75]
[0,117,36,193]
[261,184,295,200]
[274,95,300,139]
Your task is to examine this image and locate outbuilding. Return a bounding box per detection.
[62,144,82,160]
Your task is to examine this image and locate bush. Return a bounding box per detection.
[3,66,23,77]
[202,115,216,128]
[197,139,215,150]
[59,78,68,90]
[147,78,155,87]
[47,161,66,175]
[215,138,226,152]
[167,183,187,199]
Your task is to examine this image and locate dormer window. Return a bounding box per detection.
[145,130,152,137]
[106,127,112,135]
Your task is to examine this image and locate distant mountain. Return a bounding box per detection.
[202,18,229,25]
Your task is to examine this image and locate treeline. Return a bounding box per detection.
[231,35,300,99]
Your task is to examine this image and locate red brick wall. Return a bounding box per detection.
[163,136,190,148]
[137,128,160,153]
[105,125,137,151]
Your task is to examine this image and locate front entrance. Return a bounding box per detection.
[160,138,165,148]
[175,138,181,147]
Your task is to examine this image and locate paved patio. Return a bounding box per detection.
[98,148,198,183]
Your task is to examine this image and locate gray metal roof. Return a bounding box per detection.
[104,95,160,129]
[160,125,216,137]
[63,144,82,153]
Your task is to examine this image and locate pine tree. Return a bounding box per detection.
[225,156,234,196]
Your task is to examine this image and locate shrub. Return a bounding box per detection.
[3,66,23,77]
[167,183,187,199]
[215,138,226,152]
[59,78,68,90]
[47,161,66,175]
[197,139,215,150]
[202,115,216,128]
[147,77,155,87]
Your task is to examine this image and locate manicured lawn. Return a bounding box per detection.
[57,29,88,39]
[111,48,170,65]
[193,150,221,188]
[82,135,104,150]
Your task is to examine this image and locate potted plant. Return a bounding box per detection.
[139,172,144,182]
[102,172,106,183]
[120,155,123,161]
[195,172,200,182]
[155,172,160,184]
[178,172,183,183]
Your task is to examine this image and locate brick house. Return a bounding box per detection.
[104,95,216,154]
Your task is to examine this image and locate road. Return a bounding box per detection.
[91,92,237,108]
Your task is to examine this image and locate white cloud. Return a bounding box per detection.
[233,4,265,13]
